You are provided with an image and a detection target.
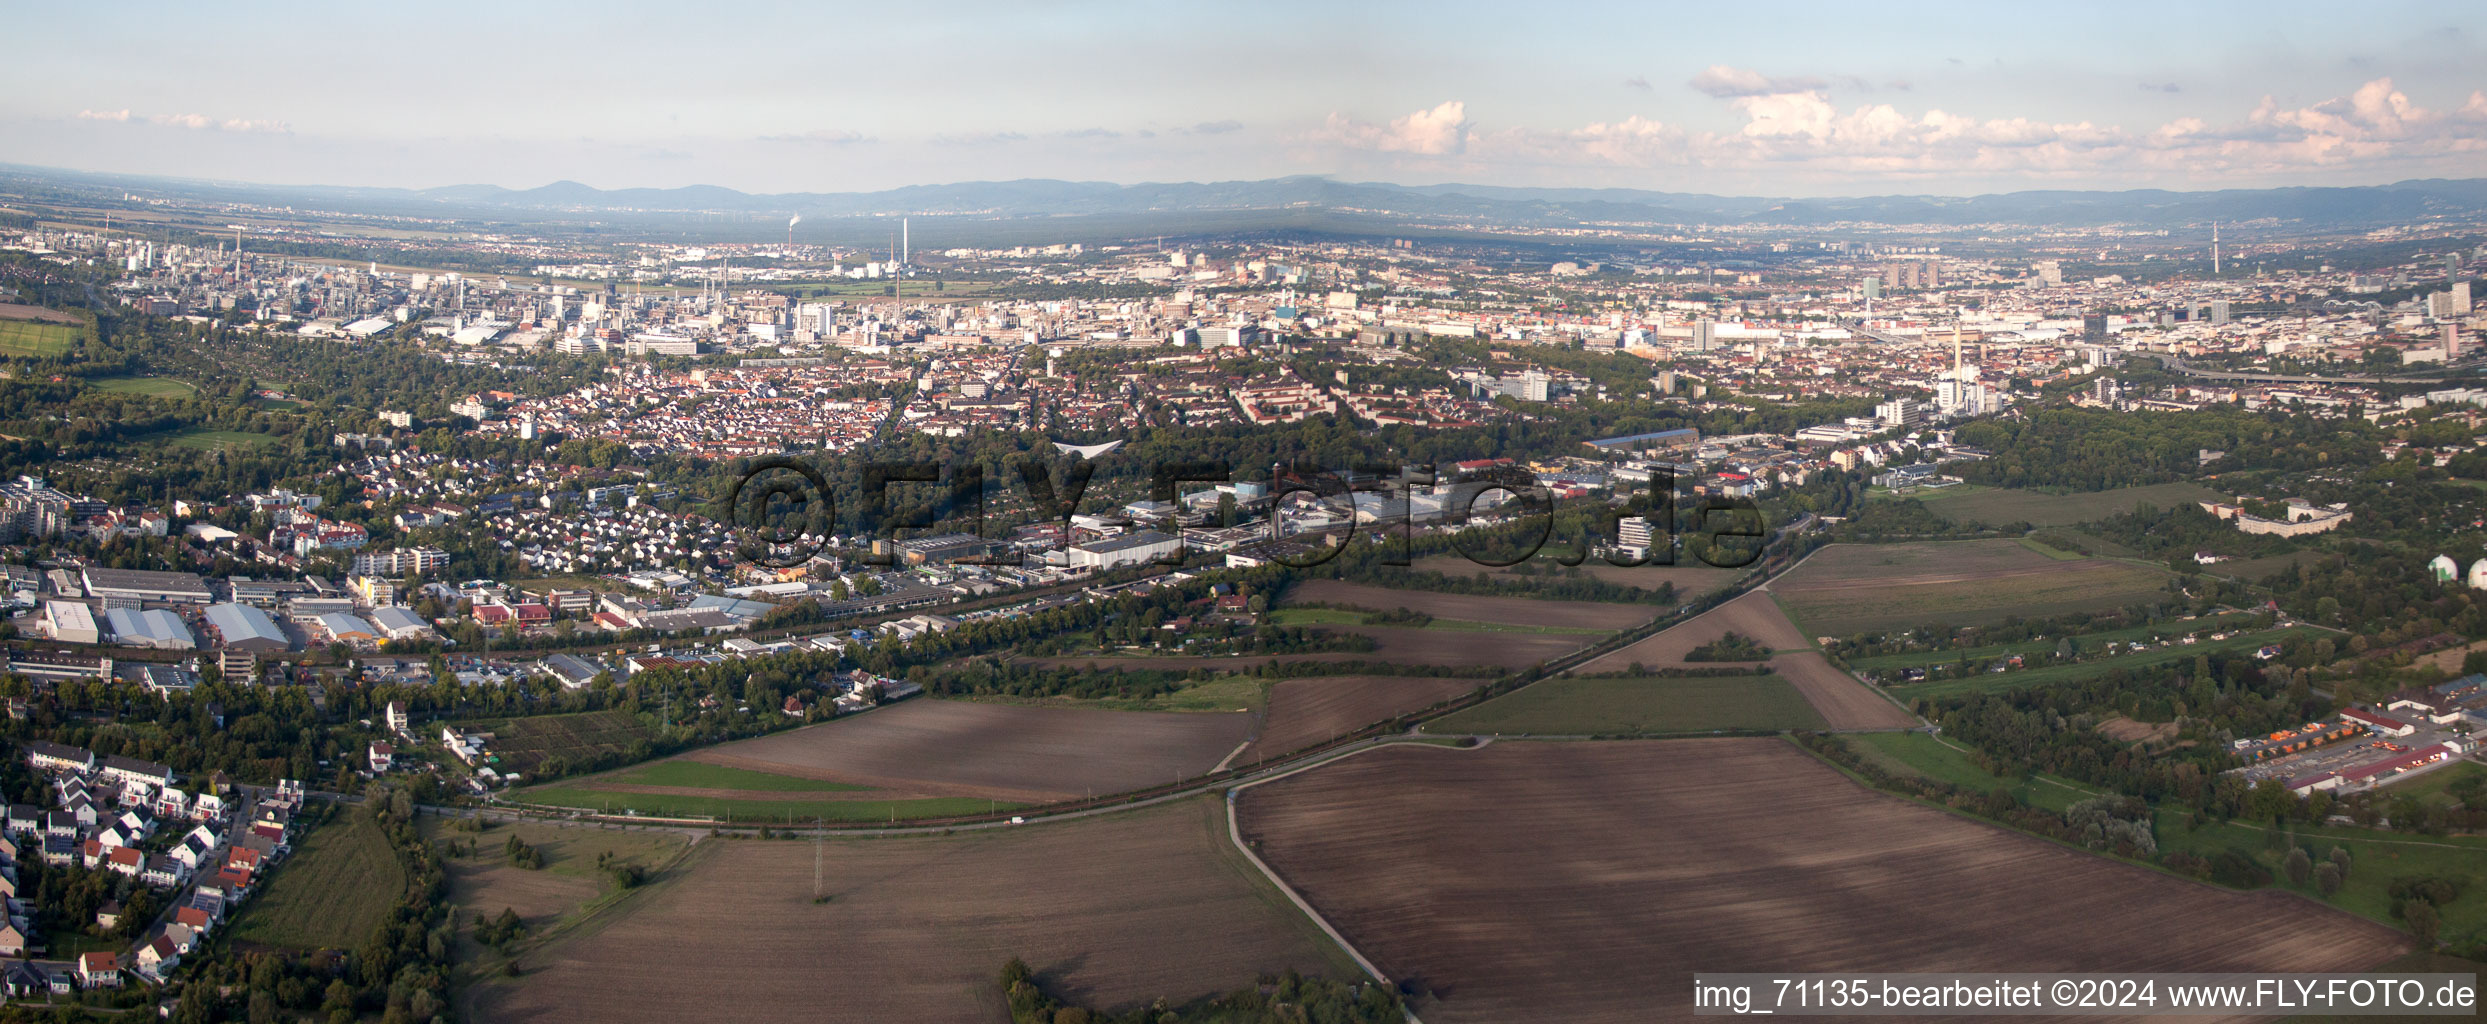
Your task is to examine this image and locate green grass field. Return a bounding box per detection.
[513,787,1015,823]
[1915,481,2227,528]
[92,375,199,397]
[163,427,278,452]
[1771,541,2174,638]
[2379,760,2486,808]
[1266,607,1606,635]
[1838,731,2093,812]
[599,760,868,792]
[229,813,406,949]
[1889,626,2320,700]
[2155,813,2487,949]
[1843,613,2266,673]
[0,318,81,358]
[1431,674,1827,736]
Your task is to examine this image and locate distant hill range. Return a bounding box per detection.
[9,163,2487,234]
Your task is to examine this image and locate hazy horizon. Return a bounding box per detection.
[6,1,2482,199]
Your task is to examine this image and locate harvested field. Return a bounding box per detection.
[1245,675,1481,762]
[1281,579,1658,630]
[679,699,1254,803]
[1571,590,1811,673]
[1411,554,1741,598]
[431,819,688,969]
[1429,674,1825,735]
[1770,652,1917,731]
[1771,540,2169,637]
[1236,740,2409,1024]
[471,797,1351,1023]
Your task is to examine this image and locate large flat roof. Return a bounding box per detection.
[78,567,211,597]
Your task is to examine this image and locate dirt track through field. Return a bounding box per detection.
[473,798,1348,1023]
[681,699,1255,803]
[1282,579,1659,629]
[1571,590,1811,672]
[1768,652,1917,730]
[1569,592,1907,729]
[1237,740,2409,1024]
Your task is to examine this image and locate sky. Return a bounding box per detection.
[4,0,2482,198]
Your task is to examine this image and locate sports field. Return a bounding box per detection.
[0,314,80,358]
[163,427,280,452]
[92,375,198,397]
[1430,674,1827,735]
[1770,540,2171,637]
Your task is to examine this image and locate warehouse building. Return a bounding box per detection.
[42,600,98,644]
[1067,530,1184,572]
[78,568,212,605]
[202,603,289,653]
[102,608,194,650]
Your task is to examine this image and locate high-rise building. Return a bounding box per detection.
[1876,397,1920,428]
[2083,313,2108,344]
[2449,254,2463,287]
[2210,300,2232,325]
[1692,319,1716,351]
[2034,260,2063,287]
[1617,516,1655,553]
[1862,276,1881,300]
[2453,282,2473,315]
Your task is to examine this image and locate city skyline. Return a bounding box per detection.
[5,1,2483,197]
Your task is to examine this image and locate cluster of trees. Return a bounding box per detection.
[1684,631,1769,662]
[1928,650,2328,818]
[472,907,527,952]
[503,835,545,870]
[1952,407,2380,491]
[1000,959,1404,1024]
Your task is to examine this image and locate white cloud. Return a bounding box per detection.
[1342,77,2486,189]
[761,129,874,146]
[1688,65,1827,99]
[1317,101,1469,155]
[77,109,290,133]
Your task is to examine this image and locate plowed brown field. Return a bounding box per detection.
[470,797,1351,1023]
[1244,675,1481,762]
[1236,740,2408,1024]
[682,699,1254,803]
[1281,579,1659,629]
